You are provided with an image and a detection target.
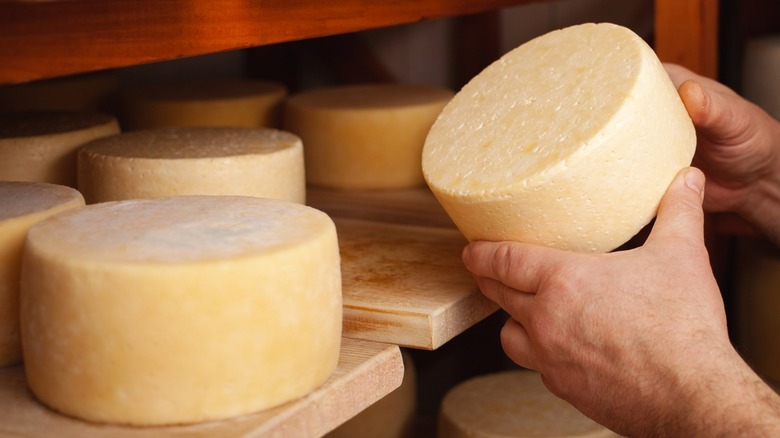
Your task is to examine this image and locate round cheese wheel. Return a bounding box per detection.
[20,196,342,425]
[742,35,780,120]
[121,79,287,130]
[422,23,695,252]
[284,84,454,190]
[0,112,120,188]
[0,182,84,367]
[77,127,306,204]
[0,71,119,113]
[438,370,618,437]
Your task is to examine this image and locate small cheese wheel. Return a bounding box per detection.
[20,196,342,425]
[284,84,454,190]
[438,370,618,438]
[422,23,695,252]
[742,35,780,120]
[77,127,306,204]
[326,350,417,438]
[0,71,119,112]
[121,79,287,130]
[0,112,120,188]
[0,182,84,367]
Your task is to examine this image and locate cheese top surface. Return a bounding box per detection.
[129,79,286,101]
[423,23,646,196]
[0,181,84,221]
[80,127,300,159]
[286,84,454,110]
[0,112,117,139]
[28,196,333,264]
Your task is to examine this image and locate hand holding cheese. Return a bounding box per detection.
[462,168,780,436]
[423,23,695,252]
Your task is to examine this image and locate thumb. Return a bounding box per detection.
[646,167,706,247]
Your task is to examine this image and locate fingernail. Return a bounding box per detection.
[684,168,704,198]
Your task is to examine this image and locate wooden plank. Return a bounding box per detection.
[0,0,538,85]
[654,0,719,78]
[0,338,403,438]
[337,218,499,350]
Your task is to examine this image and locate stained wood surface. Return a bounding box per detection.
[655,0,719,78]
[0,338,402,438]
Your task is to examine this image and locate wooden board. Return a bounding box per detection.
[0,338,402,438]
[337,218,499,350]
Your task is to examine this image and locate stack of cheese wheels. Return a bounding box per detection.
[422,23,695,252]
[326,350,417,438]
[0,112,119,187]
[20,196,342,425]
[121,79,287,130]
[284,84,454,190]
[742,35,780,120]
[0,181,84,367]
[438,370,618,437]
[0,71,119,112]
[78,127,306,204]
[734,237,780,385]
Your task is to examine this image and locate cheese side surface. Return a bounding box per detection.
[422,23,695,252]
[121,79,287,130]
[0,181,84,367]
[20,196,342,425]
[0,112,120,188]
[78,127,306,204]
[438,370,618,437]
[284,84,454,190]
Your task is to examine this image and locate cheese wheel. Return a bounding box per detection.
[0,71,119,112]
[422,23,695,252]
[20,196,342,425]
[742,35,780,120]
[438,370,618,437]
[0,182,84,367]
[284,84,454,190]
[77,127,306,204]
[326,350,417,438]
[121,79,287,130]
[0,112,120,188]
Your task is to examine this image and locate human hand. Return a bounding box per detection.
[463,167,780,436]
[664,63,780,245]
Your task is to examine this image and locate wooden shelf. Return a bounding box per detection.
[0,338,403,438]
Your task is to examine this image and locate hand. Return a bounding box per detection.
[463,168,780,436]
[664,63,780,245]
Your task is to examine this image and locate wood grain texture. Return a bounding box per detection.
[655,0,719,78]
[337,218,499,350]
[0,0,537,85]
[0,338,402,438]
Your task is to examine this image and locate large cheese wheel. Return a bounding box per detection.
[121,79,287,130]
[0,71,119,113]
[0,182,84,367]
[77,127,306,204]
[20,196,342,425]
[0,112,120,188]
[284,84,454,190]
[438,370,618,437]
[422,23,695,252]
[742,35,780,120]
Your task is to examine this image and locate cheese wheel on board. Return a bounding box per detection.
[121,79,287,130]
[0,112,120,188]
[438,370,619,438]
[0,71,119,113]
[422,23,695,252]
[78,127,306,204]
[326,350,417,438]
[742,35,780,120]
[20,196,342,425]
[284,84,454,190]
[0,182,84,367]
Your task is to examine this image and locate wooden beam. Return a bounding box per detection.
[655,0,719,78]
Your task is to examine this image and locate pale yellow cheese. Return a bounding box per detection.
[0,71,119,113]
[0,112,120,188]
[284,84,454,190]
[20,196,342,425]
[438,370,618,437]
[422,23,695,252]
[0,182,84,367]
[121,79,287,130]
[77,127,306,204]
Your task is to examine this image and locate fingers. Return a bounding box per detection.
[647,167,706,248]
[500,318,537,370]
[462,241,562,294]
[474,276,534,325]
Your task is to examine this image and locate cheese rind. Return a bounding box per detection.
[422,23,695,252]
[0,181,84,367]
[20,196,342,425]
[78,127,306,204]
[0,112,120,188]
[284,84,454,190]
